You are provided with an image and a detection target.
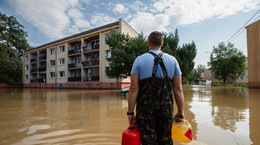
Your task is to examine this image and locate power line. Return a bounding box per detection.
[225,9,260,44]
[253,14,260,22]
[230,29,245,43]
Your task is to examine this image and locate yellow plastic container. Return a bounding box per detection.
[172,118,193,143]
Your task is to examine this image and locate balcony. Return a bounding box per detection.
[83,60,99,67]
[68,49,81,55]
[30,58,37,63]
[37,78,46,83]
[68,63,81,69]
[31,68,37,73]
[30,79,37,83]
[68,77,81,82]
[38,67,46,72]
[83,76,99,82]
[39,55,46,61]
[92,44,99,50]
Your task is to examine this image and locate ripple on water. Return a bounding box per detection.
[14,130,121,145]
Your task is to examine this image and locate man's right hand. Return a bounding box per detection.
[128,115,136,125]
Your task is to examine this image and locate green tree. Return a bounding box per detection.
[0,12,31,84]
[208,42,246,84]
[105,30,147,88]
[105,29,197,86]
[161,30,197,81]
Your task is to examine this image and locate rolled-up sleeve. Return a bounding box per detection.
[131,58,139,75]
[174,61,182,77]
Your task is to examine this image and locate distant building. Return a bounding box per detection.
[23,19,138,89]
[201,69,212,81]
[246,20,260,88]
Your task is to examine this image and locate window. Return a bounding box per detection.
[50,60,55,66]
[25,75,28,80]
[59,71,65,78]
[60,46,65,52]
[105,33,111,40]
[75,57,81,63]
[50,72,55,78]
[59,58,65,65]
[75,70,81,77]
[106,51,111,58]
[238,76,243,80]
[25,55,29,61]
[51,48,56,55]
[25,65,28,70]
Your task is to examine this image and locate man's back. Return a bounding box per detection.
[131,49,182,80]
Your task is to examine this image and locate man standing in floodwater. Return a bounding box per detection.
[127,31,185,145]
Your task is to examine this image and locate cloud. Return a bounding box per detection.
[129,12,170,35]
[154,0,260,25]
[90,13,117,27]
[129,0,260,35]
[10,0,92,39]
[113,4,128,14]
[127,1,148,12]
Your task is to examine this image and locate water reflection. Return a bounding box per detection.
[0,86,259,145]
[211,87,249,132]
[249,89,260,145]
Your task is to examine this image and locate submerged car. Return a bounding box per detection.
[121,86,130,96]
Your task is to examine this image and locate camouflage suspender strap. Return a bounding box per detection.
[148,52,168,78]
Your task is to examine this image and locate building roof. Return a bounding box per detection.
[25,20,120,53]
[245,19,260,29]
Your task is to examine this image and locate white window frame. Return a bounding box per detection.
[25,65,28,70]
[59,58,65,65]
[25,55,29,61]
[51,48,56,55]
[106,51,111,58]
[60,46,65,52]
[50,72,55,79]
[50,60,55,66]
[59,71,65,78]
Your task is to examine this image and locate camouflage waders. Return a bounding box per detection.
[136,52,174,145]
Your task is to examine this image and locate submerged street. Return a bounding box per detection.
[0,85,259,145]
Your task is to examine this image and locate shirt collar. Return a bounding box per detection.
[149,49,162,55]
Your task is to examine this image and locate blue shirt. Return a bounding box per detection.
[131,49,182,80]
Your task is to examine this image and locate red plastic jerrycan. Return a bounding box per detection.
[122,123,141,145]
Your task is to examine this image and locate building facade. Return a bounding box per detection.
[23,19,138,89]
[246,20,260,88]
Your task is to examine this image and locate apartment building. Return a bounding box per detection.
[246,20,260,88]
[23,19,138,89]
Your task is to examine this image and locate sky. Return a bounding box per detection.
[1,0,260,68]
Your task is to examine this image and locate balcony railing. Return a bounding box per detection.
[38,67,46,72]
[68,49,81,55]
[83,76,99,82]
[31,68,37,73]
[92,44,99,50]
[30,58,37,63]
[68,63,81,69]
[37,78,46,83]
[68,77,81,82]
[30,79,37,83]
[83,60,99,67]
[39,55,46,61]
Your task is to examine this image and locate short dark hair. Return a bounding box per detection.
[148,31,163,47]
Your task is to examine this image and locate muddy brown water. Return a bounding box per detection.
[0,85,259,145]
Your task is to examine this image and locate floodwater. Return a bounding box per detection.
[0,85,259,145]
